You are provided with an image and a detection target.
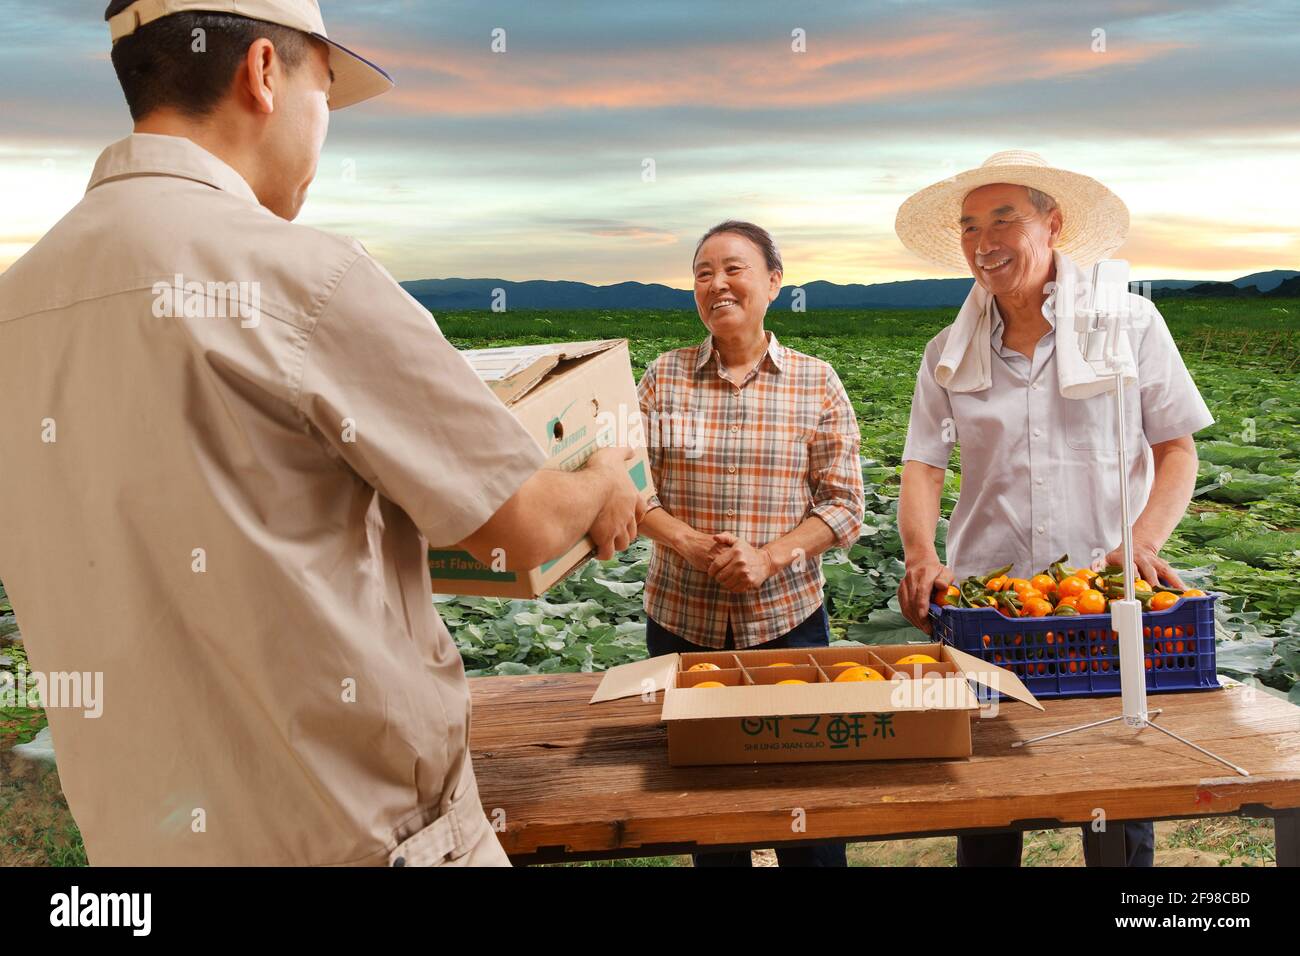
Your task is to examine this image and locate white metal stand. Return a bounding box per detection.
[1011,262,1247,777]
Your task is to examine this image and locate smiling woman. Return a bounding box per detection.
[634,219,866,868]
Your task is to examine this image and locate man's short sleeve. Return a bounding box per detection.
[297,253,547,546]
[1132,298,1215,445]
[901,332,957,469]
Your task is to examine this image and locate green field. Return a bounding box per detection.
[431,299,1300,703]
[2,297,1297,865]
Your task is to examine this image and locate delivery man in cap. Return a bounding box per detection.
[0,0,644,866]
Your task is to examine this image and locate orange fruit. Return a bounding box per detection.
[776,679,807,685]
[1030,574,1058,597]
[768,662,796,667]
[1055,595,1079,611]
[937,585,960,606]
[895,653,938,665]
[1149,591,1178,612]
[1076,589,1107,615]
[1133,579,1152,592]
[1023,597,1053,618]
[688,662,721,672]
[1011,580,1039,600]
[830,661,863,668]
[1182,588,1206,597]
[694,680,725,688]
[833,665,884,683]
[1057,576,1089,599]
[985,575,1009,592]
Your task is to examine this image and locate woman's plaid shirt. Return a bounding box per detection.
[637,331,864,648]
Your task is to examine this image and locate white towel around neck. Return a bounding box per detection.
[934,250,1138,399]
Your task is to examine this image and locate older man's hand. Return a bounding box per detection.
[708,532,776,593]
[898,555,953,635]
[1104,541,1186,590]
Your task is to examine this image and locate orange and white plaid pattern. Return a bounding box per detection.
[637,331,864,648]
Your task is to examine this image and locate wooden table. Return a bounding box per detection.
[468,673,1300,865]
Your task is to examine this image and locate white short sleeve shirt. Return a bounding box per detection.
[903,291,1214,579]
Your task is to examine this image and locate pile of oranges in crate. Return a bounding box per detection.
[935,554,1206,619]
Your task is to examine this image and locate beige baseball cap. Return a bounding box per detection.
[108,0,393,110]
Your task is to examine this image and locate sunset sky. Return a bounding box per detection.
[2,0,1297,287]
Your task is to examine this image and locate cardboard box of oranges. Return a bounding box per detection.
[427,339,655,598]
[589,642,1042,766]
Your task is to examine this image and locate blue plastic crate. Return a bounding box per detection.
[929,594,1221,699]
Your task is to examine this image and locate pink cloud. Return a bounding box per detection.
[362,26,1186,116]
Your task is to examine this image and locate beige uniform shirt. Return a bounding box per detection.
[0,134,546,865]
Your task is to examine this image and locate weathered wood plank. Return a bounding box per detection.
[468,674,1300,856]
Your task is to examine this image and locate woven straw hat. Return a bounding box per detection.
[894,150,1129,272]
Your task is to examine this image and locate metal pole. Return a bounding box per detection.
[1144,718,1250,777]
[1115,370,1134,604]
[1111,319,1148,727]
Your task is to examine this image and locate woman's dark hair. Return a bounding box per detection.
[692,220,783,274]
[104,2,311,120]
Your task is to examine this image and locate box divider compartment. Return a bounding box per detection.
[677,667,745,689]
[744,664,822,687]
[864,650,899,680]
[808,654,832,682]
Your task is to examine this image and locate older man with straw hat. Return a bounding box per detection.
[893,151,1214,867]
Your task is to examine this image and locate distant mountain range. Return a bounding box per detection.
[401,269,1299,312]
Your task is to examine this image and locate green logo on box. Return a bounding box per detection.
[430,460,644,581]
[428,550,518,582]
